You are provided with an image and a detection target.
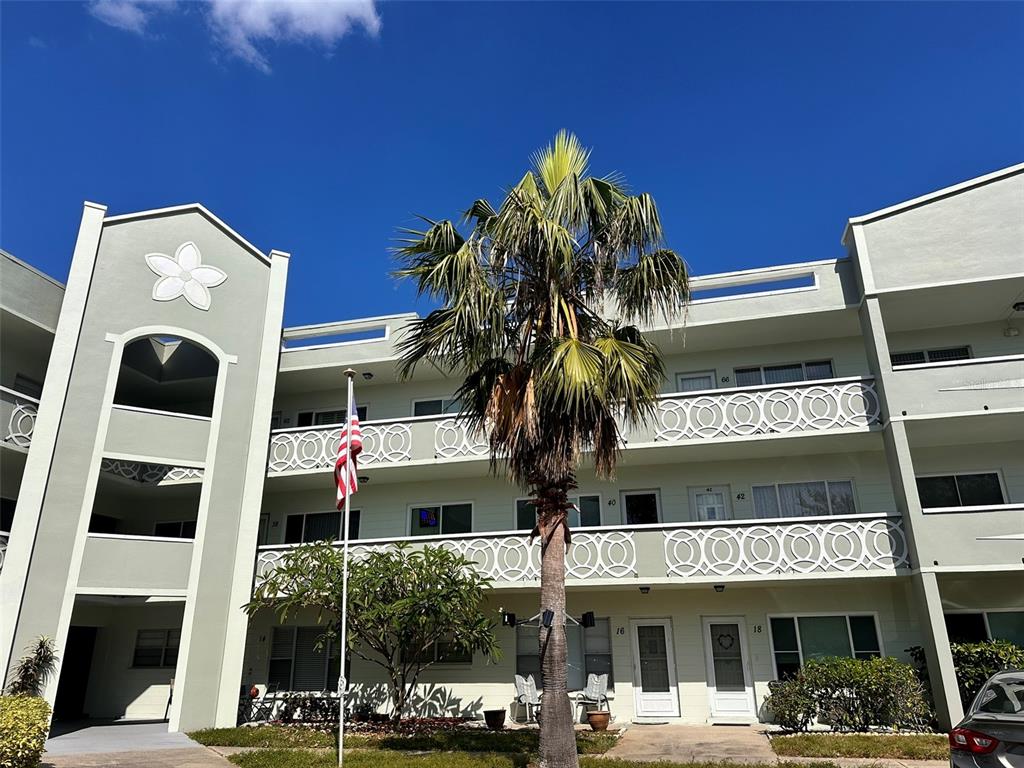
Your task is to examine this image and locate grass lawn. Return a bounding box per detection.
[228,751,841,768]
[770,733,949,760]
[190,725,617,754]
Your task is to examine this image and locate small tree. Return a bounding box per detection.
[246,542,500,724]
[5,636,58,697]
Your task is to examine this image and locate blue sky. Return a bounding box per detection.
[2,1,1022,326]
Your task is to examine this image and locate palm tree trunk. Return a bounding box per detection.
[538,497,580,768]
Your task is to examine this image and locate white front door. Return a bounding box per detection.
[702,617,756,720]
[630,619,680,718]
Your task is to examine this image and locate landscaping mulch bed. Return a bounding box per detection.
[770,732,949,760]
[192,721,619,755]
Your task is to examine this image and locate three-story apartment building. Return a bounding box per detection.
[1,164,1021,733]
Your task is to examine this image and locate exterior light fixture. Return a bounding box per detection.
[502,612,517,628]
[1013,302,1024,312]
[541,609,555,628]
[362,372,374,380]
[1004,327,1020,337]
[714,584,725,593]
[581,611,595,628]
[358,476,369,484]
[639,586,651,595]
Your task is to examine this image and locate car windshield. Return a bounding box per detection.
[976,676,1024,715]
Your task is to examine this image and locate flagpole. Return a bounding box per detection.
[338,368,356,768]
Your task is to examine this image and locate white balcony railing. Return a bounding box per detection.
[653,377,881,442]
[253,514,908,591]
[663,514,909,577]
[0,531,8,573]
[99,458,204,484]
[255,529,637,588]
[1,386,39,450]
[265,378,881,475]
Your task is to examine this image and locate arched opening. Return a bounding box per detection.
[113,336,217,417]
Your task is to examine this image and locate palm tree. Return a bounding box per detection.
[394,131,689,768]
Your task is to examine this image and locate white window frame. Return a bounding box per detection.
[283,509,361,544]
[296,405,369,427]
[891,345,972,368]
[687,485,733,522]
[514,494,603,530]
[268,626,341,691]
[410,397,461,417]
[944,608,1024,643]
[515,617,614,691]
[674,370,717,393]
[766,612,884,680]
[419,636,474,667]
[732,359,835,386]
[131,628,180,668]
[751,478,858,519]
[915,470,1009,513]
[407,501,475,536]
[619,489,662,525]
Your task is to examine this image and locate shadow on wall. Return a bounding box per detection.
[348,683,484,720]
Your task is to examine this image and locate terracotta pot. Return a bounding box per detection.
[484,708,506,730]
[586,711,610,731]
[249,685,259,699]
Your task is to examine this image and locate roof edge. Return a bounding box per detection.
[0,247,67,290]
[102,203,271,264]
[842,162,1024,245]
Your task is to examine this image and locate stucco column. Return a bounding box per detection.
[912,572,963,728]
[858,297,963,728]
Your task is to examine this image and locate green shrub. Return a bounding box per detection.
[765,677,815,731]
[0,696,52,768]
[909,640,1024,707]
[764,656,930,732]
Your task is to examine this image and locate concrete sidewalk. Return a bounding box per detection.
[605,724,778,763]
[42,720,233,768]
[602,724,948,767]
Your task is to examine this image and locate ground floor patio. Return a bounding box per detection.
[48,571,1023,732]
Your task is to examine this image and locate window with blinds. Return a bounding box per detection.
[890,346,970,367]
[734,360,833,387]
[267,626,340,691]
[770,615,880,679]
[516,619,613,690]
[753,480,856,518]
[284,510,360,543]
[132,628,180,667]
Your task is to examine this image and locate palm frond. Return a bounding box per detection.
[532,130,590,198]
[615,248,690,326]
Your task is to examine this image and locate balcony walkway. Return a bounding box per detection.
[254,513,910,592]
[266,377,882,476]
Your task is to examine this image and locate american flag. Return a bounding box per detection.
[335,398,362,509]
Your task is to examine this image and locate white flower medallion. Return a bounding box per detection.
[145,241,227,311]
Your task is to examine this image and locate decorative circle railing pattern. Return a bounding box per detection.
[267,423,413,473]
[4,400,38,449]
[433,419,489,459]
[100,458,204,484]
[654,380,881,442]
[253,530,637,588]
[0,533,8,574]
[663,517,908,577]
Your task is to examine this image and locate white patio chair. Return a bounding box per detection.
[513,674,541,723]
[574,673,609,717]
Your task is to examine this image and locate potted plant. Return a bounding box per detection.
[586,710,611,731]
[483,708,506,730]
